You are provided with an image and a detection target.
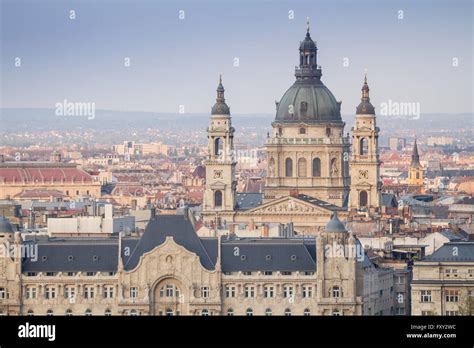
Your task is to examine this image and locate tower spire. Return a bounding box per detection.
[356,72,375,115]
[411,138,421,167]
[306,17,310,36]
[211,75,230,115]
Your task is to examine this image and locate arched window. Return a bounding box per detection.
[312,158,321,177]
[65,309,73,316]
[85,309,92,316]
[359,191,368,207]
[214,190,222,207]
[332,309,342,316]
[299,126,306,134]
[105,309,112,316]
[360,138,368,155]
[165,308,173,316]
[265,308,273,316]
[46,309,53,316]
[298,158,307,177]
[304,308,311,316]
[130,309,138,316]
[227,308,234,316]
[285,158,293,177]
[27,310,34,316]
[214,137,223,157]
[284,308,292,316]
[201,309,209,316]
[416,172,420,179]
[246,308,253,316]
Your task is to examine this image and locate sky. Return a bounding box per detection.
[1,0,473,115]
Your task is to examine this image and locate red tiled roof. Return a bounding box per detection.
[0,162,94,184]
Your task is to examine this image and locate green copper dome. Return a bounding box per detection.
[274,24,342,124]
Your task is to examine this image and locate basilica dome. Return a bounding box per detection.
[275,81,342,123]
[274,26,342,124]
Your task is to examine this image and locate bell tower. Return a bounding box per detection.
[202,76,236,226]
[349,74,382,215]
[408,138,424,187]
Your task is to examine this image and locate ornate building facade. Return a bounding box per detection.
[0,213,395,316]
[201,23,390,234]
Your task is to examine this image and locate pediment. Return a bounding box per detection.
[242,195,335,215]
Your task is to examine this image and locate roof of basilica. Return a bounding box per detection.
[274,26,342,124]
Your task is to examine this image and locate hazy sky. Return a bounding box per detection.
[1,0,473,115]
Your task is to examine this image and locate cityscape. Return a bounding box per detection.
[0,0,473,346]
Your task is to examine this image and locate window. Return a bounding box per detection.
[420,290,432,303]
[25,287,36,299]
[242,271,252,276]
[201,287,210,298]
[45,272,56,277]
[332,309,342,316]
[227,308,234,316]
[84,286,94,299]
[65,286,75,300]
[246,308,253,316]
[263,271,273,276]
[65,309,73,316]
[0,288,7,300]
[304,308,311,316]
[46,309,54,316]
[264,285,274,298]
[66,272,76,277]
[85,272,95,277]
[396,307,405,315]
[27,310,34,316]
[214,137,223,156]
[281,271,292,276]
[445,290,459,303]
[299,127,306,134]
[360,138,368,155]
[298,158,307,177]
[331,286,341,298]
[265,308,273,316]
[446,311,458,316]
[312,158,321,177]
[104,309,112,316]
[225,286,236,298]
[245,286,255,298]
[326,127,331,137]
[165,308,173,316]
[445,269,458,278]
[45,286,56,300]
[284,308,291,316]
[303,271,314,276]
[214,190,222,208]
[201,309,209,316]
[285,158,293,177]
[469,269,474,277]
[421,311,434,316]
[160,284,180,298]
[302,286,313,298]
[130,287,138,299]
[85,309,92,316]
[283,285,293,298]
[396,276,405,284]
[26,272,37,277]
[359,191,368,207]
[104,286,114,299]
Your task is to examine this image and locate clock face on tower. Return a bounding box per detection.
[214,170,223,179]
[359,170,369,179]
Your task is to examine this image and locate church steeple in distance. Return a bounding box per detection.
[411,138,421,167]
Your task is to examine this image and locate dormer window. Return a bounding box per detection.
[300,101,308,113]
[299,127,306,134]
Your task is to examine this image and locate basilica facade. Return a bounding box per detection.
[201,24,385,234]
